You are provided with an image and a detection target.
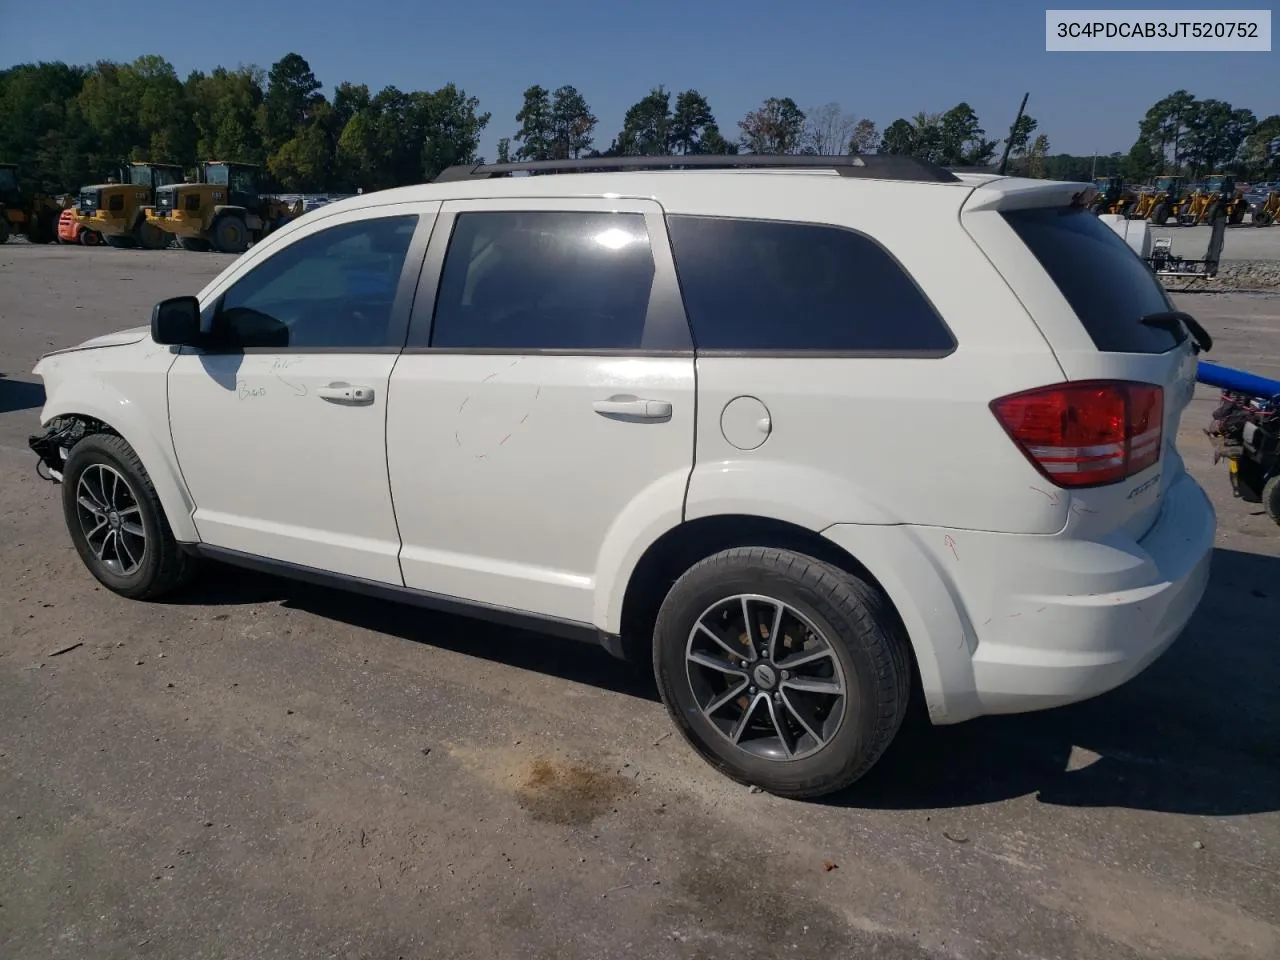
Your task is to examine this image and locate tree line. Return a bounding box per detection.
[2,53,1277,198]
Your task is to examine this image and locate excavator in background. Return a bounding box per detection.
[70,161,183,247]
[145,161,302,253]
[0,163,66,244]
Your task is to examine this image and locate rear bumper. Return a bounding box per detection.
[822,471,1216,723]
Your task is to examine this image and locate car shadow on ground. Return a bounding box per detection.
[174,564,659,703]
[0,375,45,414]
[175,546,1278,816]
[844,546,1280,817]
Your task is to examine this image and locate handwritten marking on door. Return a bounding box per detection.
[1030,486,1061,506]
[237,381,266,400]
[269,357,306,396]
[943,535,959,561]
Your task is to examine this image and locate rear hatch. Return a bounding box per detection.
[960,179,1202,540]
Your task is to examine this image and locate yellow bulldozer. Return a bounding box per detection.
[1089,176,1137,216]
[70,161,184,248]
[0,163,67,244]
[145,161,301,253]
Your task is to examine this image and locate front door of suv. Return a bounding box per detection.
[168,203,438,583]
[387,198,695,626]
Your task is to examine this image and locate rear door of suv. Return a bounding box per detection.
[961,180,1202,539]
[386,197,695,627]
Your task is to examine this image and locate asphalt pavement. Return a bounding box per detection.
[1,245,1277,960]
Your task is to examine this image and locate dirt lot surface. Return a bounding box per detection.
[1,245,1278,960]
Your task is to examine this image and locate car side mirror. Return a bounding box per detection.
[151,296,202,346]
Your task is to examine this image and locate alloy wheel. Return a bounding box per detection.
[684,594,848,761]
[75,463,146,576]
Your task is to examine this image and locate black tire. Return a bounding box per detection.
[1254,211,1273,227]
[652,547,910,799]
[1151,203,1170,225]
[213,215,249,254]
[1263,475,1280,526]
[103,234,138,248]
[79,229,102,246]
[136,222,169,250]
[1229,203,1247,225]
[61,433,193,600]
[178,236,212,252]
[0,218,10,244]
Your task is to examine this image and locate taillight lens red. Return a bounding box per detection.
[991,381,1164,488]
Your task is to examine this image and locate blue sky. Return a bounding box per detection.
[2,0,1275,162]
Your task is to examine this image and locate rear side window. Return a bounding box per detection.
[666,215,954,354]
[430,211,656,350]
[1001,206,1183,354]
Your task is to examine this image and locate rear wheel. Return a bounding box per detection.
[61,434,193,600]
[1151,203,1170,225]
[1257,210,1275,227]
[104,234,138,248]
[178,237,212,252]
[213,215,249,254]
[652,547,910,799]
[79,229,102,246]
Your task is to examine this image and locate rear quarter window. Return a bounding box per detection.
[666,215,955,355]
[1001,206,1184,354]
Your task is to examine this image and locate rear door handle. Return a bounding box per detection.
[592,396,672,422]
[317,382,375,406]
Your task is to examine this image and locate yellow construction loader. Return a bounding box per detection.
[70,161,183,248]
[1089,176,1137,217]
[0,163,66,244]
[145,161,301,253]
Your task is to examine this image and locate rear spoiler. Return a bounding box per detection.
[961,179,1097,214]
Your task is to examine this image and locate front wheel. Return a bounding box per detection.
[61,434,193,600]
[213,216,249,254]
[652,547,910,799]
[1151,203,1170,226]
[178,237,212,252]
[1263,475,1280,526]
[79,229,102,246]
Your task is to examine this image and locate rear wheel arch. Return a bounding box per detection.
[616,514,918,682]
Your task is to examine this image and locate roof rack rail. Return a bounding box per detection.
[432,154,961,184]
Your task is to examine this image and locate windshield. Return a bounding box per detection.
[1205,177,1224,192]
[205,162,230,185]
[1155,177,1175,192]
[154,167,181,188]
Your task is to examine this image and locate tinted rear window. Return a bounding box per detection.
[1001,206,1183,354]
[666,215,954,354]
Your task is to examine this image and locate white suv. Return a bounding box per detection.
[29,155,1216,799]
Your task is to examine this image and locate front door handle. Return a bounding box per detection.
[317,382,375,406]
[592,396,672,422]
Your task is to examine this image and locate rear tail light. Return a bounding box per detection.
[991,380,1164,488]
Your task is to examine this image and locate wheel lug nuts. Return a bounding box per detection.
[749,686,756,694]
[781,670,790,680]
[773,692,781,702]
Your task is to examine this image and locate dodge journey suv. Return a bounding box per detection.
[29,154,1216,799]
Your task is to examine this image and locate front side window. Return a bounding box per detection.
[430,211,656,350]
[215,214,418,350]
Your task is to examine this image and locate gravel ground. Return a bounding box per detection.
[1,245,1278,960]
